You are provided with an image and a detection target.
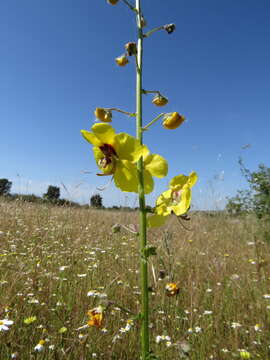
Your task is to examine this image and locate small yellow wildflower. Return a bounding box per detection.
[94,108,112,123]
[58,326,67,334]
[152,94,168,107]
[163,112,185,129]
[240,350,251,359]
[87,306,104,328]
[165,283,179,296]
[115,54,129,67]
[24,316,37,325]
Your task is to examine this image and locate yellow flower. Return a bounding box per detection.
[107,0,119,4]
[115,54,129,67]
[162,112,185,130]
[81,124,167,193]
[24,316,37,325]
[94,108,112,123]
[148,171,198,227]
[87,306,104,328]
[165,283,179,296]
[152,94,168,107]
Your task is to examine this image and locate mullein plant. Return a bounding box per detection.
[81,0,198,358]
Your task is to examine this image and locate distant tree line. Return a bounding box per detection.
[226,160,270,241]
[226,159,270,218]
[0,179,79,207]
[0,178,141,211]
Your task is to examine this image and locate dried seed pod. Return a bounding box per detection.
[125,42,137,56]
[164,23,176,34]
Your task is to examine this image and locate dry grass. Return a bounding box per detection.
[0,198,270,359]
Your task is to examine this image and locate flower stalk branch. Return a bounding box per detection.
[143,113,165,131]
[143,26,164,38]
[107,108,136,117]
[121,0,137,12]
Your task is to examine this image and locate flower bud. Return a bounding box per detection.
[125,42,137,56]
[107,0,119,5]
[94,108,112,123]
[162,112,185,130]
[164,23,176,34]
[115,54,129,67]
[152,94,168,107]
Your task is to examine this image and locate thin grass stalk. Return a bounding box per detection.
[135,0,150,358]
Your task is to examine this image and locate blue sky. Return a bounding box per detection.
[1,0,270,208]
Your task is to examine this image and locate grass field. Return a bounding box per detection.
[0,199,270,359]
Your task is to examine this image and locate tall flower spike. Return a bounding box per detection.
[115,54,129,66]
[147,172,198,227]
[162,112,185,130]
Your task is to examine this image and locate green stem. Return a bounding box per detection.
[135,0,149,358]
[144,25,164,38]
[142,89,161,95]
[107,107,136,117]
[121,0,137,12]
[143,113,165,131]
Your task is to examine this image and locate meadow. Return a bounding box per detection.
[0,198,270,359]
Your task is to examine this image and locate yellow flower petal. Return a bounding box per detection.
[156,189,172,216]
[144,170,154,194]
[81,130,102,147]
[187,171,198,188]
[114,160,138,192]
[169,174,189,189]
[114,133,149,162]
[144,154,168,178]
[171,188,191,215]
[147,214,168,228]
[92,123,116,147]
